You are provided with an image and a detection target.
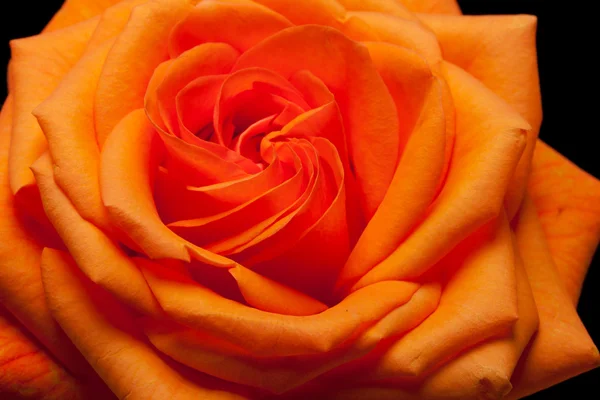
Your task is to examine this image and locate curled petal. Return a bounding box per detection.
[140,257,419,357]
[40,248,252,400]
[339,43,452,291]
[8,17,97,220]
[509,196,600,398]
[234,25,399,219]
[31,153,163,317]
[421,14,541,217]
[345,62,529,291]
[95,0,195,146]
[169,0,292,56]
[100,108,234,268]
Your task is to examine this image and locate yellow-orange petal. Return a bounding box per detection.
[33,0,149,233]
[40,248,252,400]
[509,195,599,398]
[528,141,600,304]
[140,257,419,357]
[0,99,95,381]
[400,0,461,15]
[94,0,195,146]
[8,17,98,217]
[420,14,541,217]
[31,153,162,317]
[362,214,518,381]
[169,0,292,57]
[346,62,528,291]
[45,0,123,32]
[338,43,451,290]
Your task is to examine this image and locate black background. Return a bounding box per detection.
[0,0,597,399]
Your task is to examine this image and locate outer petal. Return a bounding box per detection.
[45,0,124,32]
[420,14,541,217]
[40,248,251,400]
[509,195,599,398]
[1,97,97,380]
[340,62,529,291]
[0,306,91,400]
[94,0,196,146]
[339,42,452,291]
[528,141,600,303]
[359,214,518,382]
[33,0,149,233]
[399,0,461,15]
[8,17,97,218]
[31,153,163,317]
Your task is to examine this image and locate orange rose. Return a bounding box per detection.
[1,0,598,399]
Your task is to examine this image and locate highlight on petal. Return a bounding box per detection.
[528,141,600,304]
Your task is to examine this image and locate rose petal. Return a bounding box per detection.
[169,0,292,57]
[141,282,439,394]
[361,213,518,381]
[342,12,442,65]
[346,62,529,291]
[94,0,195,146]
[139,257,419,357]
[0,306,95,400]
[8,17,98,221]
[421,14,541,217]
[40,248,251,400]
[509,195,600,398]
[338,43,452,290]
[229,265,329,316]
[155,153,290,223]
[146,42,240,136]
[528,141,600,303]
[337,0,415,20]
[31,153,162,317]
[399,0,461,15]
[0,99,93,380]
[100,108,234,268]
[44,0,122,32]
[234,25,399,219]
[33,0,152,233]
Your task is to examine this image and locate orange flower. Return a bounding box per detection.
[1,0,598,399]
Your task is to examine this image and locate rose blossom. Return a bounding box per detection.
[1,0,598,399]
